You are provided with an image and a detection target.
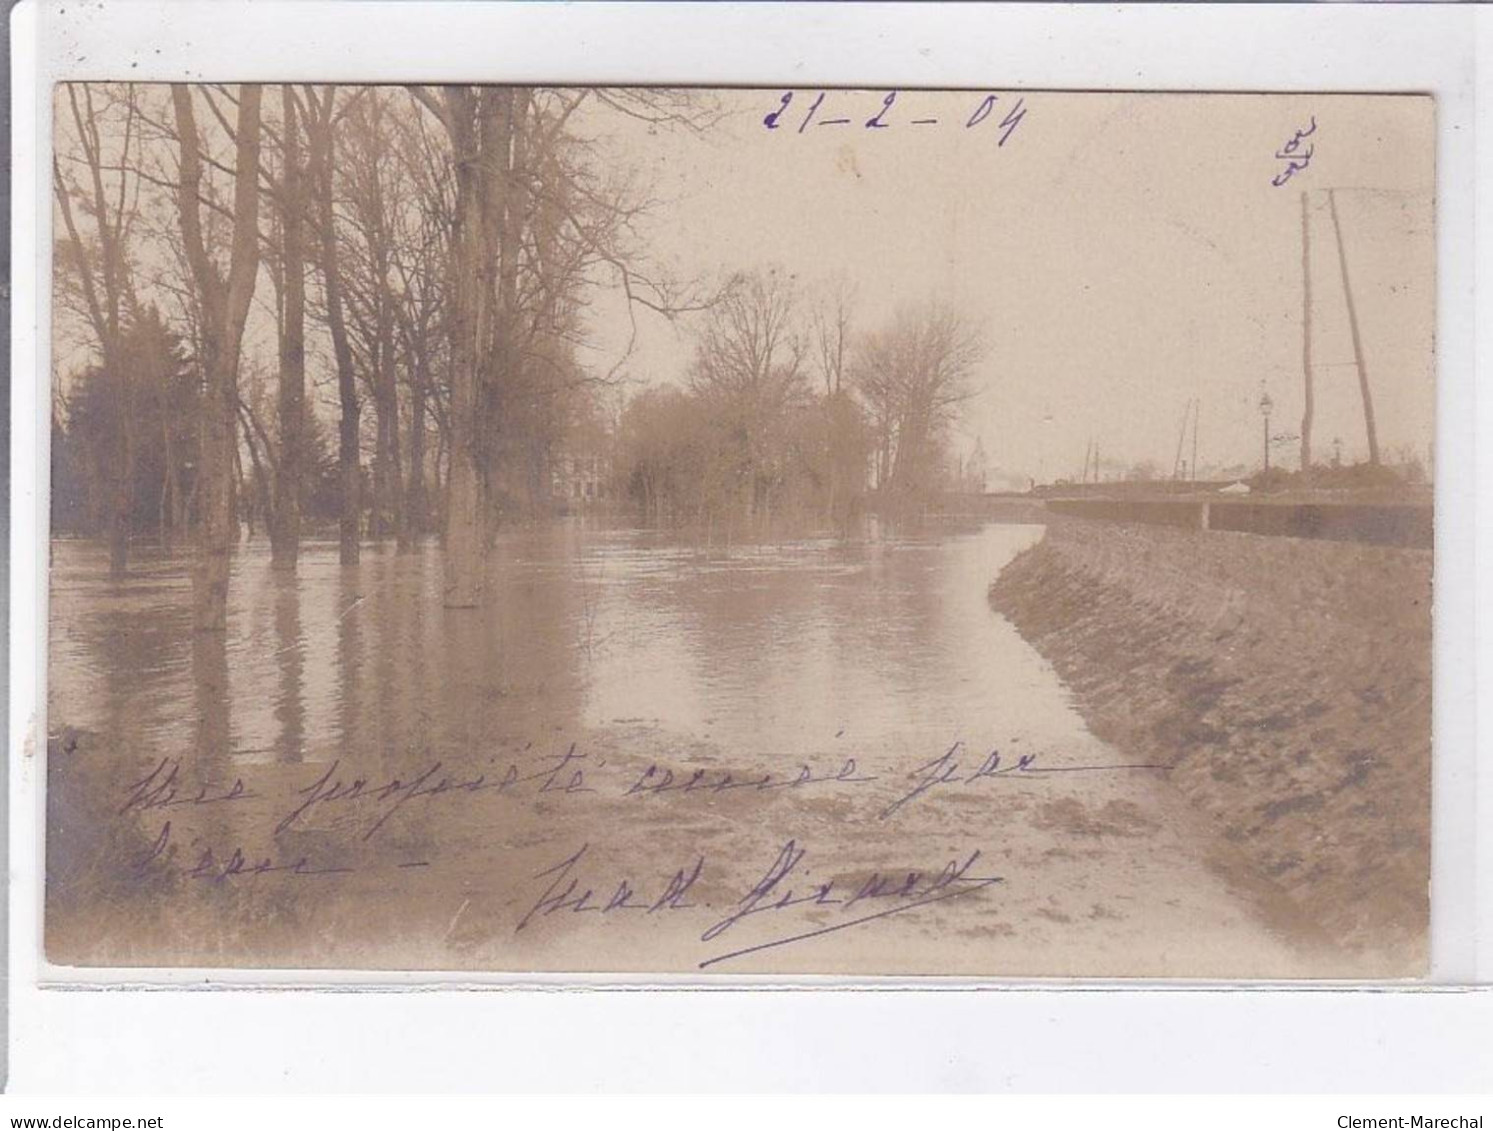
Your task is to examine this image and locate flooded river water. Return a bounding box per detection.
[53,521,1093,774]
[46,520,1330,976]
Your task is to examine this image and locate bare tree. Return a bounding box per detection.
[408,84,717,606]
[854,302,982,500]
[408,86,489,607]
[388,101,455,538]
[809,278,865,522]
[303,85,363,565]
[171,83,264,632]
[270,84,309,569]
[687,268,808,524]
[811,277,856,398]
[338,89,410,547]
[52,83,143,576]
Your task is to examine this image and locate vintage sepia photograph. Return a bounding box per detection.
[44,85,1434,977]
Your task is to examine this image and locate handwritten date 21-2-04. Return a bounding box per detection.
[764,90,1027,145]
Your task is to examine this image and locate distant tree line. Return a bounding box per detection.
[613,270,984,532]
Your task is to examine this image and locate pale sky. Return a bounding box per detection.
[584,89,1435,483]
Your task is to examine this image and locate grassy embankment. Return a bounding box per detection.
[989,518,1431,967]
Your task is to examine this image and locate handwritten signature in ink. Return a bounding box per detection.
[697,839,1003,969]
[511,838,1002,969]
[515,842,704,932]
[1271,116,1318,187]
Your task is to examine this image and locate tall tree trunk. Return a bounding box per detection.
[159,406,175,551]
[422,84,528,603]
[360,119,405,547]
[308,87,362,564]
[172,83,264,633]
[407,377,428,536]
[53,83,136,576]
[442,87,485,607]
[106,378,133,576]
[395,291,434,539]
[469,88,527,531]
[272,85,307,571]
[375,283,406,547]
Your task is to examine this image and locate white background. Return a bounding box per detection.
[9,1,1492,1092]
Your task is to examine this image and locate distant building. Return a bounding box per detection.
[552,450,609,505]
[550,407,614,510]
[952,437,989,494]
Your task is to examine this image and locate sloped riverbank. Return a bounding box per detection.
[989,519,1431,970]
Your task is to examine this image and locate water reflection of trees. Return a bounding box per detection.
[61,556,196,761]
[58,531,594,785]
[272,570,306,764]
[597,532,949,759]
[323,530,588,776]
[58,520,998,784]
[192,630,231,773]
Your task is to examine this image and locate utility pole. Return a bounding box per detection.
[1172,401,1190,481]
[1300,191,1314,479]
[1191,398,1200,484]
[1328,188,1381,466]
[1259,390,1274,475]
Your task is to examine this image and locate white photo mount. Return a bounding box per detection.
[9,0,1491,1094]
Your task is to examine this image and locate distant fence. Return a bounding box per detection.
[1045,498,1205,530]
[938,494,1050,522]
[1031,481,1235,500]
[1044,497,1432,549]
[1208,501,1432,548]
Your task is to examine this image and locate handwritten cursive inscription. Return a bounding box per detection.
[269,746,878,840]
[516,843,704,932]
[133,819,358,881]
[877,744,1171,820]
[273,744,596,841]
[119,757,255,815]
[697,839,1003,969]
[108,736,1169,969]
[624,757,874,798]
[1271,116,1317,187]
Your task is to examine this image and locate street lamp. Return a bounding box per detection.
[1258,390,1275,474]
